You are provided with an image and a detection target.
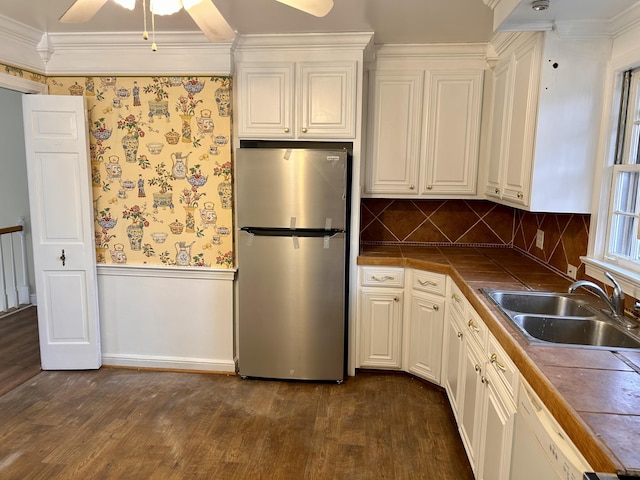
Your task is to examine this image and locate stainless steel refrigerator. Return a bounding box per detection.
[235,147,349,382]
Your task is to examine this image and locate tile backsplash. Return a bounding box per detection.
[360,199,590,279]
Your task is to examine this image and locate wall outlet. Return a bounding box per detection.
[535,229,544,250]
[567,264,578,279]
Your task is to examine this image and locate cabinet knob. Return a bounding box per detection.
[474,364,481,374]
[284,127,290,133]
[432,304,439,311]
[457,331,463,339]
[301,127,307,133]
[394,296,400,302]
[494,188,500,194]
[426,185,433,190]
[481,375,489,385]
[517,191,524,199]
[409,185,415,190]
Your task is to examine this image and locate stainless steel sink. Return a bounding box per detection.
[482,289,640,350]
[485,290,590,317]
[512,315,640,349]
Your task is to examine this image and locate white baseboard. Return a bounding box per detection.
[101,353,236,373]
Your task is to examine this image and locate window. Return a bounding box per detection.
[604,69,640,274]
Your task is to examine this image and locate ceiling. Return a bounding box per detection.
[0,0,638,45]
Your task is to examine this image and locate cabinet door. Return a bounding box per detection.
[360,288,404,369]
[485,58,510,200]
[421,71,483,195]
[366,71,424,195]
[502,36,541,206]
[298,62,356,138]
[407,292,444,383]
[237,63,294,139]
[459,337,484,473]
[477,370,516,480]
[442,308,465,418]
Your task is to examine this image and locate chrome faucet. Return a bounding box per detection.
[568,271,625,318]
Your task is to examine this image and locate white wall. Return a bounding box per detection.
[0,87,35,306]
[98,265,236,372]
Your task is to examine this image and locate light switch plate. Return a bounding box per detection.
[567,264,577,279]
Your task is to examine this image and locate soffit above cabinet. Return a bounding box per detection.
[484,0,640,36]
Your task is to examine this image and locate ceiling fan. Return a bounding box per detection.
[59,0,335,44]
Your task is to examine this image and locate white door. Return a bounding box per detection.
[22,94,101,370]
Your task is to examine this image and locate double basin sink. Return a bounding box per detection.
[482,290,640,350]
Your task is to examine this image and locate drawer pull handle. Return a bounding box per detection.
[467,319,480,333]
[418,279,438,287]
[451,293,462,303]
[490,353,506,372]
[371,275,394,282]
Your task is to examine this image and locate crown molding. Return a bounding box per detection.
[234,32,374,51]
[0,14,46,73]
[370,43,488,68]
[43,31,234,75]
[610,1,640,38]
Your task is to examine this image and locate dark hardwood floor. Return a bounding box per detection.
[0,308,473,479]
[0,306,41,398]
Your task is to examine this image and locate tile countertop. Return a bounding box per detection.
[358,245,640,477]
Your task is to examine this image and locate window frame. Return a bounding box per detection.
[585,56,640,300]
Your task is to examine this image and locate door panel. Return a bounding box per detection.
[22,94,101,370]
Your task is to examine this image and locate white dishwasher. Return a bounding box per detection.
[510,379,592,480]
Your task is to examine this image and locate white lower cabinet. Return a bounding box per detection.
[442,279,516,479]
[358,267,405,369]
[477,366,516,480]
[405,290,445,383]
[358,267,517,479]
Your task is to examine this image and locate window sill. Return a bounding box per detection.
[582,256,640,300]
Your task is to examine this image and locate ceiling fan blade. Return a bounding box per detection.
[184,0,235,42]
[274,0,334,17]
[59,0,109,23]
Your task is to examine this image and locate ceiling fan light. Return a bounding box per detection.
[150,0,182,16]
[275,0,334,17]
[113,0,136,10]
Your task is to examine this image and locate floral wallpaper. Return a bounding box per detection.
[0,62,46,84]
[47,75,234,268]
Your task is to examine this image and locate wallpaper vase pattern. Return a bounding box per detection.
[48,75,234,268]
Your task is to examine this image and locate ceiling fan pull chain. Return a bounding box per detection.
[142,0,149,40]
[151,4,157,51]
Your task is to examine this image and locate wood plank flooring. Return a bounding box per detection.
[0,366,473,479]
[0,306,41,398]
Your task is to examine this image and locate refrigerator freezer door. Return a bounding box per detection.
[237,230,346,381]
[236,149,347,230]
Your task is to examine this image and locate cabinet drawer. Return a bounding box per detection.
[464,307,488,351]
[487,335,518,400]
[448,279,466,316]
[361,267,404,288]
[412,270,446,296]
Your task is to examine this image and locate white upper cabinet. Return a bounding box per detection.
[483,31,611,213]
[364,45,485,198]
[236,61,357,140]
